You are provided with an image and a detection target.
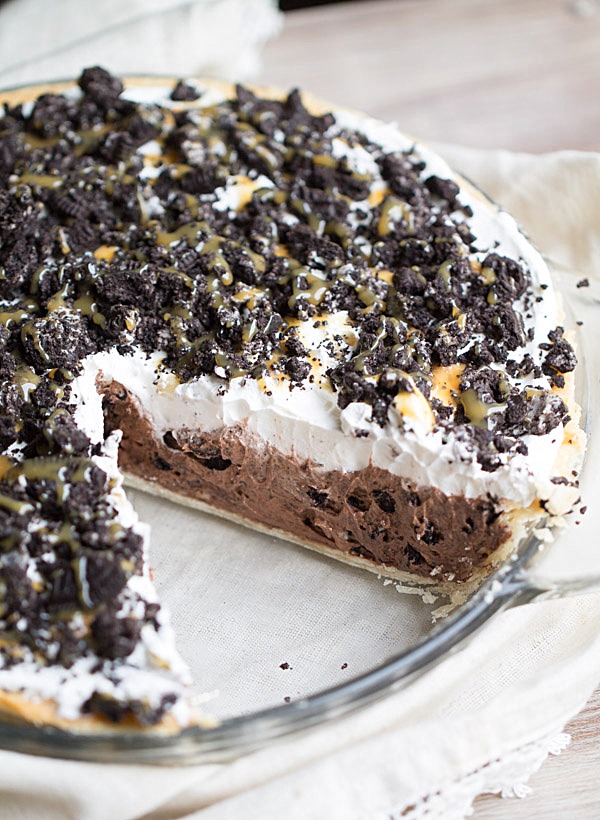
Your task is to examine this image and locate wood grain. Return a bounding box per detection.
[259,1,600,815]
[258,0,600,152]
[474,688,600,817]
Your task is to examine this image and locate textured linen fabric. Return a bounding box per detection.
[435,145,600,278]
[0,0,282,85]
[0,118,599,816]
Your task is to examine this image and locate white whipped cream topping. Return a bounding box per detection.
[0,649,189,723]
[71,336,562,511]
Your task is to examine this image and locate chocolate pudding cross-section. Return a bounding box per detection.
[103,382,509,583]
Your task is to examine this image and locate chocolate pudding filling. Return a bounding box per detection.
[103,383,509,583]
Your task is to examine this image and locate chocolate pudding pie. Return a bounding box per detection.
[0,68,584,731]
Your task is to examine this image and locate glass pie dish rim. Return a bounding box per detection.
[0,77,597,765]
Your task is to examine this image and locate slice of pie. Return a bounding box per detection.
[0,68,584,731]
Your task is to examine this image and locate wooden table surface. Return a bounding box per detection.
[259,1,600,815]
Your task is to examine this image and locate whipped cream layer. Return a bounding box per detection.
[73,341,560,511]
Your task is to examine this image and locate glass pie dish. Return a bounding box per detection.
[0,76,598,765]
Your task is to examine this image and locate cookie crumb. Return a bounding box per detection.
[170,80,200,101]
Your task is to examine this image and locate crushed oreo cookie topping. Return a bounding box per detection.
[0,68,577,725]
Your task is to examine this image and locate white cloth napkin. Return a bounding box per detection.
[435,145,600,278]
[0,0,282,85]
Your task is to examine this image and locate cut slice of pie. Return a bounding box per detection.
[0,68,584,731]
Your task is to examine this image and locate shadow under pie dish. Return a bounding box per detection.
[0,67,585,735]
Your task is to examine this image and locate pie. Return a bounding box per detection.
[0,68,584,731]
